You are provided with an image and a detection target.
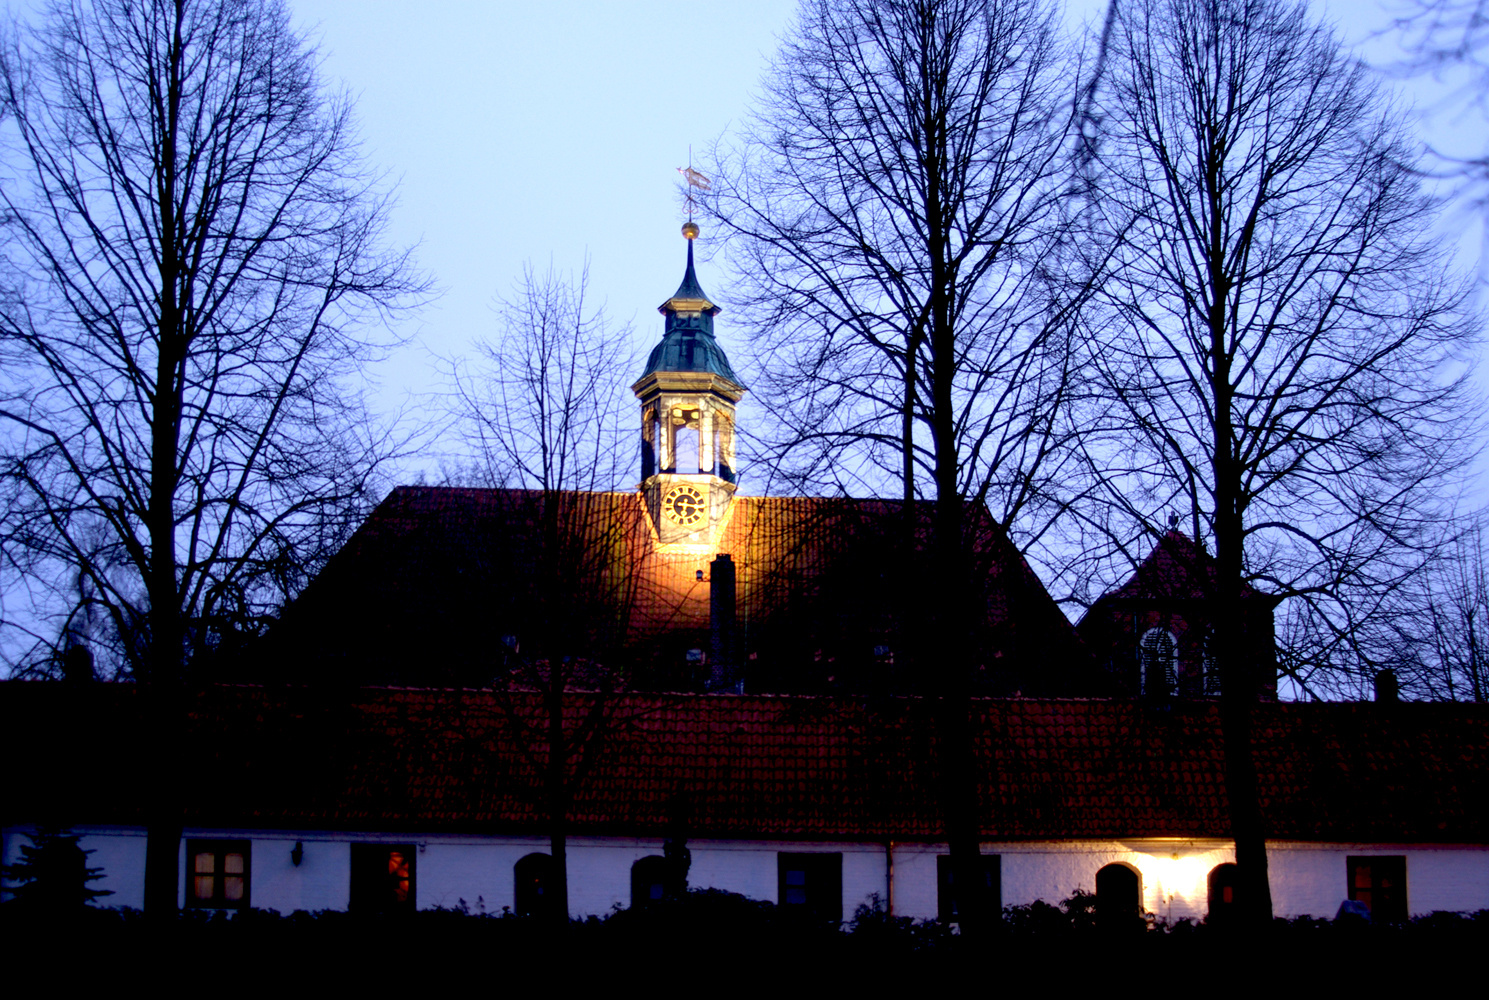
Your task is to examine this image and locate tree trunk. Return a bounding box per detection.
[925,127,989,933]
[1209,263,1274,928]
[546,676,571,925]
[143,11,187,916]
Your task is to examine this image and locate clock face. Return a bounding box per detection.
[663,484,706,526]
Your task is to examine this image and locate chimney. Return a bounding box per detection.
[1374,668,1399,703]
[708,553,739,693]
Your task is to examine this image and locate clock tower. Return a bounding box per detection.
[633,223,745,549]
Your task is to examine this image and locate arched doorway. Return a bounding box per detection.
[631,855,671,908]
[1208,863,1239,925]
[514,852,553,917]
[1095,863,1141,930]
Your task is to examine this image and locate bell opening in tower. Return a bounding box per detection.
[671,405,703,475]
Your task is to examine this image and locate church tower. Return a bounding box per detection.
[633,222,746,549]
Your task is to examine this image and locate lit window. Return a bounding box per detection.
[186,839,250,909]
[777,853,842,923]
[1348,856,1407,922]
[350,843,416,914]
[936,854,1001,924]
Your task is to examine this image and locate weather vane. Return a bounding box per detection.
[677,145,710,229]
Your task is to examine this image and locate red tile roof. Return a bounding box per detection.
[1097,530,1273,605]
[268,487,1091,692]
[5,682,1485,843]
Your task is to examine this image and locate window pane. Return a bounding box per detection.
[194,852,215,874]
[224,853,245,875]
[224,876,245,902]
[193,875,215,900]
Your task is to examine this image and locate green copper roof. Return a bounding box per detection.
[641,240,742,384]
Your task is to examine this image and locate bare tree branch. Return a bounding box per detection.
[0,0,428,912]
[1080,0,1482,924]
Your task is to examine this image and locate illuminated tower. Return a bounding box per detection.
[633,222,746,549]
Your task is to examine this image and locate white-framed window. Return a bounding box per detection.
[1139,628,1177,695]
[1202,629,1222,695]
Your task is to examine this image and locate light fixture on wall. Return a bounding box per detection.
[291,841,304,867]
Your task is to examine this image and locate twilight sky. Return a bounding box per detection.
[288,0,1477,485]
[287,0,801,475]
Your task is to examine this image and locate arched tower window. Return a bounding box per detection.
[669,403,703,474]
[1139,629,1177,696]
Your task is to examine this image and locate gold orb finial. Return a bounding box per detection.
[682,221,700,240]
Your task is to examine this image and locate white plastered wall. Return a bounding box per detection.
[7,827,1486,921]
[1,826,149,909]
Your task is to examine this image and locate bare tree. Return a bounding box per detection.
[1330,518,1489,702]
[442,261,643,922]
[713,0,1091,532]
[1083,0,1480,924]
[444,259,637,494]
[1384,2,1489,165]
[1410,522,1489,700]
[709,0,1094,931]
[0,0,425,913]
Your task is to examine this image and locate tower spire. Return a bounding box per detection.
[639,224,738,384]
[632,222,746,550]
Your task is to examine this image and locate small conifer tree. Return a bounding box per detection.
[2,827,113,913]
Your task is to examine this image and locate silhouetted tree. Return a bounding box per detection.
[1385,1,1489,228]
[2,827,112,913]
[442,261,642,923]
[1080,0,1479,925]
[710,0,1095,932]
[0,0,425,913]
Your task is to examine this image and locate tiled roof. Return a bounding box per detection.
[5,682,1485,843]
[1100,530,1271,604]
[268,487,1091,692]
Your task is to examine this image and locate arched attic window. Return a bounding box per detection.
[1202,630,1222,695]
[1139,629,1177,696]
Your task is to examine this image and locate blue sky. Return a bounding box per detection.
[288,0,1482,485]
[288,0,802,470]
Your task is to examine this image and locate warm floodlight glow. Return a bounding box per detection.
[1136,851,1216,914]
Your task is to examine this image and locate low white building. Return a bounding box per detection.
[4,683,1486,923]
